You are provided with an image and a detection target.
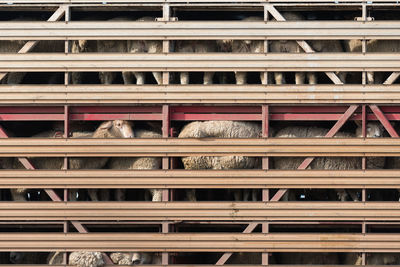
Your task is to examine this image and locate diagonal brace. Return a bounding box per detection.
[270,105,359,201]
[0,5,66,82]
[216,223,258,265]
[265,4,343,85]
[369,104,399,137]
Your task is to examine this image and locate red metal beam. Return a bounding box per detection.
[369,104,399,138]
[262,105,269,138]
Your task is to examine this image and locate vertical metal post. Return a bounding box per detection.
[263,5,269,85]
[162,4,170,85]
[161,104,169,266]
[262,104,269,265]
[361,3,367,85]
[64,5,70,85]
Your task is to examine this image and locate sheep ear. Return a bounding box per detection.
[99,121,113,130]
[354,120,362,127]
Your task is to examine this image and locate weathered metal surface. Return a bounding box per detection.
[0,169,398,189]
[1,201,400,221]
[1,53,400,72]
[1,21,400,40]
[0,138,399,157]
[1,233,400,252]
[2,85,400,104]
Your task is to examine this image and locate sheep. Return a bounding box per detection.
[269,12,305,85]
[9,252,48,264]
[344,253,400,265]
[275,252,340,265]
[216,16,265,85]
[345,39,400,84]
[270,12,347,84]
[107,128,162,201]
[0,19,63,84]
[273,122,385,201]
[175,40,217,85]
[69,252,104,267]
[178,120,262,201]
[110,252,161,265]
[3,120,134,201]
[47,251,104,267]
[122,17,162,85]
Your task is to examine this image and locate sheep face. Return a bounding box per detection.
[99,120,134,138]
[10,252,24,264]
[355,122,385,138]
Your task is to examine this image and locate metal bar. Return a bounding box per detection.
[1,0,400,4]
[384,72,400,84]
[1,138,400,157]
[369,104,399,137]
[2,169,400,189]
[2,232,400,252]
[4,21,400,40]
[4,84,400,105]
[1,53,400,72]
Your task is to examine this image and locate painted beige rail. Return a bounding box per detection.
[1,202,400,221]
[0,170,399,189]
[1,21,400,40]
[1,85,400,104]
[1,233,400,252]
[0,53,400,72]
[0,138,399,157]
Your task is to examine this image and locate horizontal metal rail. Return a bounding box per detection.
[2,21,400,40]
[1,53,400,72]
[2,85,400,104]
[0,138,399,157]
[2,202,400,221]
[1,233,400,252]
[0,170,399,189]
[0,0,399,5]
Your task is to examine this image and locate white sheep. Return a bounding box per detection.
[345,39,400,84]
[122,17,162,85]
[110,252,161,265]
[175,40,217,84]
[47,251,105,267]
[178,120,262,201]
[2,120,134,201]
[0,18,63,84]
[107,128,162,201]
[216,16,265,85]
[273,122,385,201]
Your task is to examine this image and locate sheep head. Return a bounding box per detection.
[95,120,134,138]
[10,252,24,264]
[110,252,152,265]
[355,121,385,138]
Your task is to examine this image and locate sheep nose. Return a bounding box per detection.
[132,260,141,265]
